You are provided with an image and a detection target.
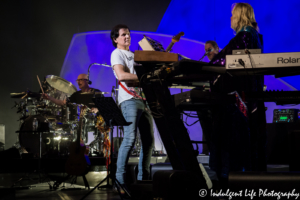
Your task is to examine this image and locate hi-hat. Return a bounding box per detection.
[10,91,41,99]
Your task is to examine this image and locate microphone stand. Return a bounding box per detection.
[199,49,214,61]
[87,62,122,159]
[198,53,208,61]
[87,63,111,84]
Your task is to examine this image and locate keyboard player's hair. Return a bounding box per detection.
[231,3,258,33]
[110,24,131,48]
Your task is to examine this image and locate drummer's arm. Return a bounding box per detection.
[90,107,98,113]
[42,94,66,106]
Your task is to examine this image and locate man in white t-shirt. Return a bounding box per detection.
[110,24,154,194]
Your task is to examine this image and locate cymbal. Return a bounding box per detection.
[80,92,109,95]
[46,75,77,95]
[46,116,59,120]
[37,107,61,111]
[10,91,41,99]
[36,105,61,109]
[10,92,26,98]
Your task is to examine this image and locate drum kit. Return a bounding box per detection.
[11,75,104,158]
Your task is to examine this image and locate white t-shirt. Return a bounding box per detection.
[110,48,142,105]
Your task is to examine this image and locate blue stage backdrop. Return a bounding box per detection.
[60,0,300,153]
[156,0,300,130]
[156,0,300,89]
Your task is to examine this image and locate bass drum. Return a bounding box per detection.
[52,132,74,156]
[19,115,53,157]
[19,115,74,157]
[20,115,49,132]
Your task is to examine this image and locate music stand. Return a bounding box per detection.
[80,97,132,200]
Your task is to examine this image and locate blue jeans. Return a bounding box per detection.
[116,99,154,184]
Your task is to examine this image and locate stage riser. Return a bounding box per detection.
[229,172,300,192]
[266,123,300,170]
[0,157,114,173]
[0,172,109,189]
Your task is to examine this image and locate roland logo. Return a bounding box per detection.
[277,57,300,64]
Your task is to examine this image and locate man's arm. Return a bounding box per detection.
[42,93,66,106]
[113,64,138,81]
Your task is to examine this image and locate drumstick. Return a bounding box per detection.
[37,75,44,94]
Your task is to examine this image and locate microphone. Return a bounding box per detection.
[199,48,213,61]
[204,48,213,55]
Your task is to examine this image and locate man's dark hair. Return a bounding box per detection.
[110,24,130,48]
[205,40,219,50]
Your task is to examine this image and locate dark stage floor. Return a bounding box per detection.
[14,183,120,200]
[1,172,121,200]
[0,158,291,200]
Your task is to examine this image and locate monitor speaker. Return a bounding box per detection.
[289,130,300,171]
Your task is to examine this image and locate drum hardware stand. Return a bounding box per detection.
[36,130,53,188]
[180,88,184,121]
[60,175,90,191]
[112,83,123,156]
[52,174,90,190]
[52,122,91,190]
[11,177,37,190]
[12,131,53,190]
[80,97,132,200]
[38,131,55,188]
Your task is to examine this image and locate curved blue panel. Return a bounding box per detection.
[60,31,208,152]
[60,30,300,152]
[60,31,208,92]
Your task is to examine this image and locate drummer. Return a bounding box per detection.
[42,74,102,113]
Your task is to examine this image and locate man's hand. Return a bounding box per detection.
[90,107,98,113]
[41,93,66,106]
[126,80,140,87]
[42,93,50,100]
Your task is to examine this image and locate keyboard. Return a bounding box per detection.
[172,89,236,111]
[226,52,300,77]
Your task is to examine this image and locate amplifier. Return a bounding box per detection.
[273,109,300,123]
